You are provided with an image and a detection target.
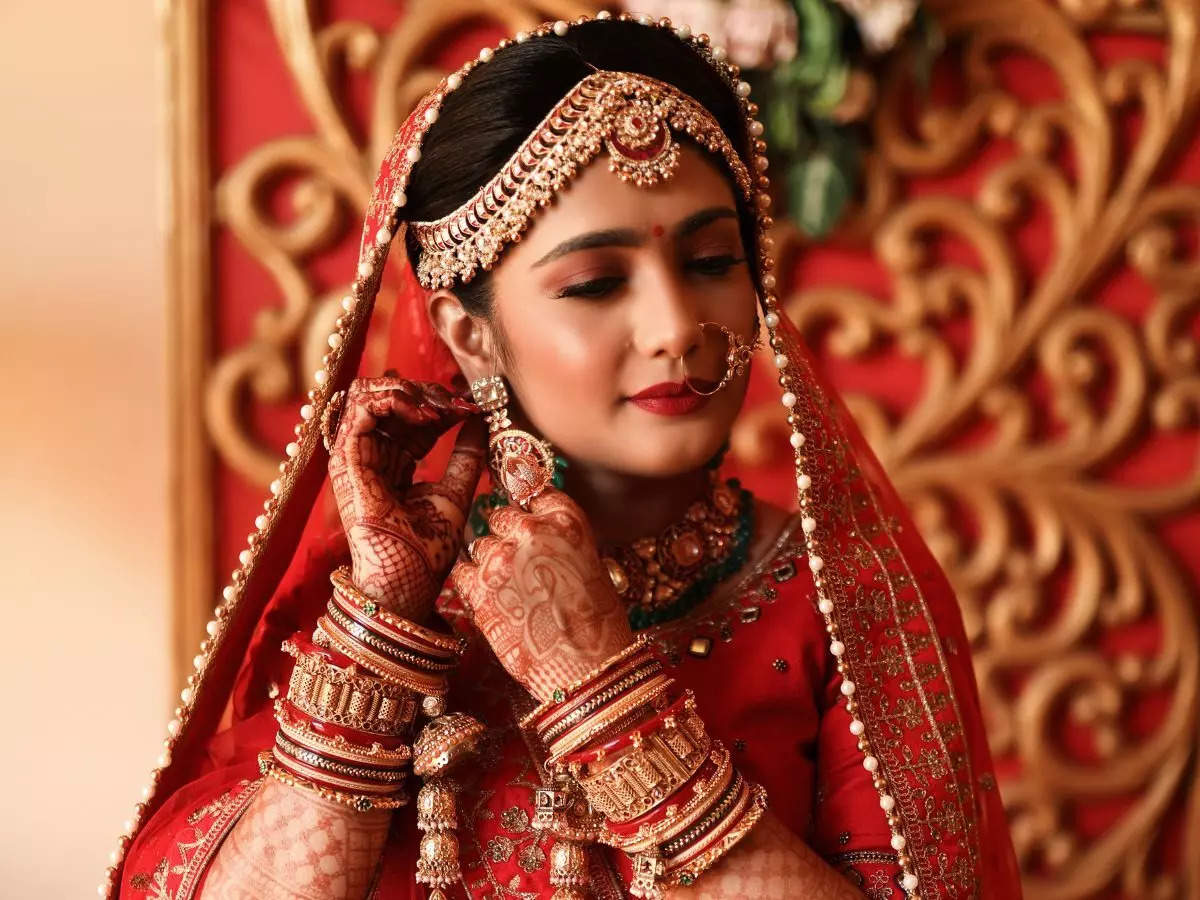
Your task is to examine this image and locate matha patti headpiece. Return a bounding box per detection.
[410,70,756,289]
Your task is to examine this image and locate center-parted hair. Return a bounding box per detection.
[401,20,758,317]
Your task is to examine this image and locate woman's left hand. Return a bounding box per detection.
[449,488,634,701]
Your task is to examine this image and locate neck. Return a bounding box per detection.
[561,459,712,547]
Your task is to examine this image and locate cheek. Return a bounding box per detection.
[505,309,624,411]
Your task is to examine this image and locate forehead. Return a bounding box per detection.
[500,144,743,265]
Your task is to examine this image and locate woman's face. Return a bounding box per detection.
[480,145,759,478]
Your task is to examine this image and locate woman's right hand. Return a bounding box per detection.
[328,376,486,622]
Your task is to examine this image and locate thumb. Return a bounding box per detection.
[439,416,487,513]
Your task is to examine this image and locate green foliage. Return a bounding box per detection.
[755,0,928,238]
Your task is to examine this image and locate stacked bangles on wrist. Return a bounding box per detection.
[524,636,768,899]
[260,566,482,900]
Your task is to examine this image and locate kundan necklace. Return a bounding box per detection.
[603,473,754,630]
[470,464,754,630]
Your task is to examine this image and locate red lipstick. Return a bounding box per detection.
[627,381,708,416]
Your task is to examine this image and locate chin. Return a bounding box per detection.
[608,423,733,477]
[543,390,745,478]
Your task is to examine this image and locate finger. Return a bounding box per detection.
[414,381,481,416]
[350,375,424,402]
[485,505,527,539]
[419,382,456,408]
[361,392,467,430]
[465,534,500,564]
[438,417,487,512]
[526,486,581,517]
[448,559,476,609]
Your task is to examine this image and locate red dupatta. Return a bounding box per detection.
[106,13,1019,899]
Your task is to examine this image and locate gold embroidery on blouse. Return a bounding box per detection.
[641,514,806,663]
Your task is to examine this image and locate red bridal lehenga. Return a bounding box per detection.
[109,15,1021,900]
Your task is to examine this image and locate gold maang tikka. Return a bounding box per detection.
[470,375,556,507]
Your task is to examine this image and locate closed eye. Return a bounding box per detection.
[685,254,745,276]
[553,275,626,299]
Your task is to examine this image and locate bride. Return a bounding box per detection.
[107,13,1021,900]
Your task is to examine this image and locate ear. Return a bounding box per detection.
[427,289,500,382]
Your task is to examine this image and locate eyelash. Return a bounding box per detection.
[553,255,746,299]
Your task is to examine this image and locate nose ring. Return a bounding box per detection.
[680,321,761,397]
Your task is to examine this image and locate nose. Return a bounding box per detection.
[629,261,702,363]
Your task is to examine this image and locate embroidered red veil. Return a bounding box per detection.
[106,13,1020,900]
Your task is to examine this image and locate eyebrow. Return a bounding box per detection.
[674,206,738,239]
[531,206,739,268]
[532,227,642,268]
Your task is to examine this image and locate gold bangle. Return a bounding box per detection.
[258,752,409,812]
[657,763,740,855]
[524,636,652,723]
[665,782,768,888]
[330,566,463,655]
[548,674,673,763]
[605,760,738,857]
[575,713,713,826]
[317,615,449,696]
[539,661,663,744]
[271,745,407,796]
[274,733,409,784]
[274,701,412,767]
[284,638,418,736]
[533,652,658,736]
[324,601,457,673]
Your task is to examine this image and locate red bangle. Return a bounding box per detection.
[330,566,463,657]
[270,744,406,796]
[285,630,360,671]
[604,754,722,838]
[325,596,457,671]
[530,655,660,738]
[277,700,410,752]
[559,690,691,766]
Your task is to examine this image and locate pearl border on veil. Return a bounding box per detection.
[102,11,920,898]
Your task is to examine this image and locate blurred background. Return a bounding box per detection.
[3,0,1198,897]
[0,0,171,896]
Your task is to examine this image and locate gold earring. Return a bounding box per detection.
[681,322,760,396]
[469,374,555,507]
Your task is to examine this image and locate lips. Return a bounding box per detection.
[627,381,710,416]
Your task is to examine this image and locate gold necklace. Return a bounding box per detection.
[601,475,754,630]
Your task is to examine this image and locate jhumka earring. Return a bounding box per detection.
[470,374,556,507]
[681,322,760,397]
[532,773,603,900]
[413,712,486,900]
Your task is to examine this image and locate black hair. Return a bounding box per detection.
[401,19,757,318]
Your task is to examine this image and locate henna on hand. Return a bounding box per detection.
[666,812,864,899]
[202,778,393,900]
[328,376,485,622]
[449,488,634,700]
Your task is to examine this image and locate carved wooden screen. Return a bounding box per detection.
[165,0,1199,895]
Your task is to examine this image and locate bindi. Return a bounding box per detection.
[651,224,665,238]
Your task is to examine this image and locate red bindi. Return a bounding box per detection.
[651,224,665,238]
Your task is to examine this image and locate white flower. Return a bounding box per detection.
[617,0,798,69]
[831,0,919,53]
[724,0,799,68]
